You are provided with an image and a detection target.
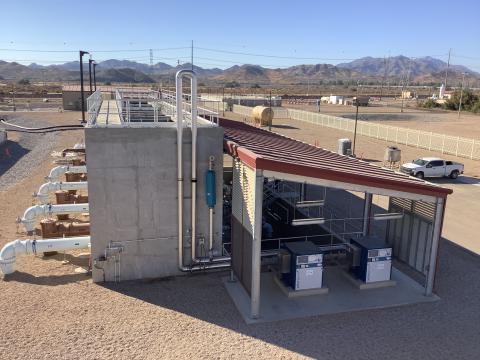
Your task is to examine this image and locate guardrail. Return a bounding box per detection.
[231,104,480,160]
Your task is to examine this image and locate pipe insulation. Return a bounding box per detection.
[21,203,89,232]
[47,165,87,182]
[35,181,88,204]
[0,236,90,275]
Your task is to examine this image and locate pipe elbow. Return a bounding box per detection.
[47,166,66,182]
[0,240,21,275]
[21,205,45,232]
[36,183,54,204]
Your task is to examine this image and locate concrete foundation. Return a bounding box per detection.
[85,125,224,282]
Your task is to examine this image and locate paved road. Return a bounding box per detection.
[432,176,480,254]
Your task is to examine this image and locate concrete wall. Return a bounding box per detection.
[85,125,224,282]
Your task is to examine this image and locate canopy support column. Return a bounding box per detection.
[250,169,264,319]
[425,197,445,296]
[363,192,373,236]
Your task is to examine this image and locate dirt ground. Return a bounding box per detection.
[0,111,479,359]
[285,101,480,139]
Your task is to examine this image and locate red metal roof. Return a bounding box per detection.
[220,118,452,198]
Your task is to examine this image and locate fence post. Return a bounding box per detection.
[395,127,398,143]
[471,140,475,159]
[455,136,460,156]
[442,134,446,154]
[377,124,380,139]
[429,132,432,151]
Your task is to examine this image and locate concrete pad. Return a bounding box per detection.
[342,270,397,289]
[223,266,439,324]
[272,271,329,297]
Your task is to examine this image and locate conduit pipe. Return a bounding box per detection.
[0,236,90,275]
[47,165,87,182]
[20,203,89,233]
[35,181,88,204]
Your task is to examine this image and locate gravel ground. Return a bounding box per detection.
[0,111,479,359]
[0,112,82,192]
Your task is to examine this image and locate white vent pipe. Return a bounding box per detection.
[35,181,88,204]
[0,236,90,275]
[20,203,89,232]
[47,165,87,182]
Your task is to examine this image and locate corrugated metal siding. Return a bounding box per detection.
[390,197,436,221]
[387,198,435,275]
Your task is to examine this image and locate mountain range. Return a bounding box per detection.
[0,56,477,86]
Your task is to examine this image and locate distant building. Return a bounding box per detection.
[401,91,414,99]
[329,95,344,105]
[439,84,445,99]
[62,85,116,111]
[352,96,370,106]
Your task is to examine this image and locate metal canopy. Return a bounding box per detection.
[220,119,452,201]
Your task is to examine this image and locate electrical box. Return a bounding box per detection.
[350,236,392,283]
[283,241,323,290]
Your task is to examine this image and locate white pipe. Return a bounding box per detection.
[176,69,198,269]
[175,70,230,271]
[21,203,89,232]
[35,181,88,204]
[190,73,198,263]
[47,165,87,182]
[176,70,185,271]
[0,236,90,275]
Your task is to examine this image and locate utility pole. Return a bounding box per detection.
[12,83,16,112]
[352,102,359,157]
[79,50,89,123]
[191,40,194,71]
[149,48,153,73]
[222,87,225,117]
[444,48,451,89]
[268,89,272,131]
[458,72,466,118]
[379,56,388,101]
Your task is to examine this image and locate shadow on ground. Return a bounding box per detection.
[2,253,90,286]
[271,124,299,130]
[431,175,480,185]
[0,140,30,176]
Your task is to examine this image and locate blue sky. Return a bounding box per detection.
[1,0,479,71]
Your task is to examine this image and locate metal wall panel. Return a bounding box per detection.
[387,199,435,275]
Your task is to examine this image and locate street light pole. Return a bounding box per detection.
[93,62,97,91]
[352,102,359,157]
[458,72,466,118]
[88,58,93,94]
[79,50,89,123]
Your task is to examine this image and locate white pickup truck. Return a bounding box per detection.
[401,157,464,180]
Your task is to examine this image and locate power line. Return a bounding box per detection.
[194,46,357,60]
[0,46,190,53]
